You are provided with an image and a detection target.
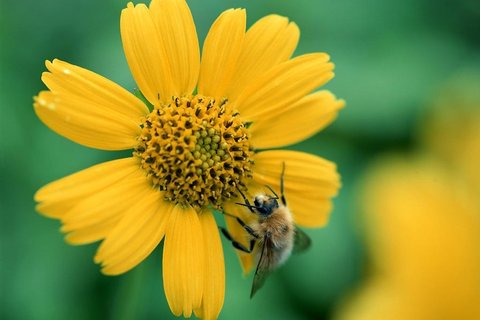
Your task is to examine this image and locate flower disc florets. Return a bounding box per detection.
[134,95,253,208]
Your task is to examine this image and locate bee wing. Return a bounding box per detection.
[250,236,274,298]
[292,227,311,254]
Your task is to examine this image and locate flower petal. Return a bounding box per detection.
[194,210,225,320]
[60,168,152,245]
[253,150,340,227]
[35,60,148,150]
[62,176,148,245]
[233,53,334,122]
[94,189,171,275]
[150,0,200,95]
[34,92,138,150]
[35,158,140,219]
[41,59,148,118]
[226,15,300,102]
[121,3,176,104]
[197,9,246,99]
[163,205,204,317]
[250,90,345,149]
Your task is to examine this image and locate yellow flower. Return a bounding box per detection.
[33,0,343,318]
[419,73,480,194]
[338,157,480,320]
[335,73,480,320]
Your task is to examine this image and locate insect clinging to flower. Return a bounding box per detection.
[220,163,311,298]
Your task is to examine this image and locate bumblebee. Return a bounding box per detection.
[221,163,311,297]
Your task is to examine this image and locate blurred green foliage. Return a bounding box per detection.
[1,0,479,319]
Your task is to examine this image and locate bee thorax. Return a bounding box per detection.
[254,207,294,249]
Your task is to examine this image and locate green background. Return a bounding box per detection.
[1,0,479,319]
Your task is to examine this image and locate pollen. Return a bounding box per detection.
[134,95,254,208]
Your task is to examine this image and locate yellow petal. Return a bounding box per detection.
[163,205,204,317]
[194,210,225,320]
[226,15,299,102]
[36,201,76,220]
[250,90,345,149]
[233,53,334,122]
[35,158,140,219]
[94,190,172,275]
[121,3,176,104]
[197,9,246,99]
[41,59,148,119]
[253,150,340,227]
[34,91,140,150]
[35,60,148,150]
[150,0,200,95]
[64,221,119,245]
[60,171,152,245]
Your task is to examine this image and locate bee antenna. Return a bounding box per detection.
[280,162,287,206]
[264,185,279,199]
[236,186,247,200]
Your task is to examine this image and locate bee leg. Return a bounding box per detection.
[249,238,256,252]
[236,187,255,213]
[219,209,259,239]
[219,227,255,253]
[235,216,259,239]
[280,161,287,206]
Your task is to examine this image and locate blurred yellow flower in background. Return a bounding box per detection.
[336,74,480,320]
[32,0,343,318]
[420,72,480,195]
[338,156,480,320]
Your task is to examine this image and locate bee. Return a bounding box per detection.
[220,163,311,298]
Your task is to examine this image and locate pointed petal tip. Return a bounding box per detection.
[100,266,122,276]
[34,203,48,216]
[33,188,42,202]
[193,308,203,319]
[225,7,246,17]
[93,251,102,264]
[100,263,129,276]
[289,19,299,27]
[288,21,300,37]
[63,232,97,246]
[40,71,50,83]
[323,70,335,82]
[63,234,77,245]
[301,52,330,63]
[266,13,289,21]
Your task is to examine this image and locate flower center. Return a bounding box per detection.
[134,95,253,209]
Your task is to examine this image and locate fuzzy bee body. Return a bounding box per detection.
[249,195,295,269]
[245,193,311,297]
[221,176,311,298]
